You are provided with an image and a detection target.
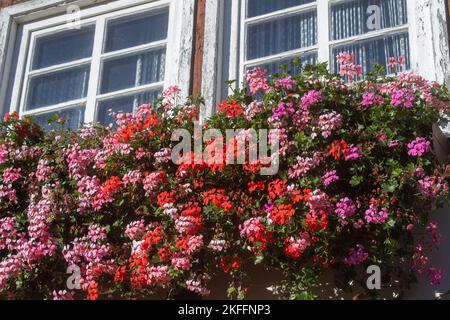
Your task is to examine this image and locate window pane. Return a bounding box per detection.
[26,66,90,110]
[104,9,169,52]
[32,106,85,131]
[246,10,317,60]
[331,32,410,76]
[32,26,95,70]
[100,48,166,94]
[97,89,161,125]
[247,0,315,18]
[249,52,317,76]
[330,0,408,41]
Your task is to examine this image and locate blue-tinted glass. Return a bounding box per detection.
[32,106,85,131]
[105,9,169,52]
[246,10,317,60]
[247,0,315,18]
[250,52,317,76]
[33,26,95,69]
[331,32,410,77]
[26,66,90,110]
[97,90,161,125]
[330,0,408,40]
[101,48,166,94]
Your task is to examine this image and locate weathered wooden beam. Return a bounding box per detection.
[0,0,27,8]
[191,0,206,96]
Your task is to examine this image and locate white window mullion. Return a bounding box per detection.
[96,81,165,101]
[238,0,246,87]
[84,17,106,124]
[16,29,36,115]
[21,99,87,117]
[407,0,418,74]
[228,0,242,95]
[317,0,330,64]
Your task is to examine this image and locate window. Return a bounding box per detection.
[221,0,412,94]
[5,0,193,129]
[240,0,318,80]
[329,0,410,75]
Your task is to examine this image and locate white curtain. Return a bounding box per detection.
[27,66,90,110]
[101,48,166,94]
[330,0,408,40]
[97,89,161,125]
[97,9,168,124]
[252,52,317,76]
[33,26,94,70]
[330,0,409,75]
[33,106,85,131]
[136,48,166,87]
[104,9,169,52]
[332,33,410,74]
[246,10,317,60]
[27,25,94,111]
[246,0,315,18]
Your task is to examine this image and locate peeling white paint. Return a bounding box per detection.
[413,0,450,86]
[413,0,450,136]
[201,0,221,118]
[171,0,195,101]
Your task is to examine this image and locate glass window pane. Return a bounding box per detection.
[97,89,161,125]
[26,66,90,110]
[247,0,315,18]
[331,32,410,76]
[248,52,317,77]
[100,48,166,94]
[104,9,169,52]
[32,26,95,70]
[32,106,85,131]
[246,10,317,60]
[330,0,408,41]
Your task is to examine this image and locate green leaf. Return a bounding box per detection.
[385,219,396,229]
[47,114,59,124]
[381,180,399,193]
[254,255,264,265]
[350,175,363,187]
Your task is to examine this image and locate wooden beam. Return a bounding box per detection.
[191,0,206,96]
[0,0,27,9]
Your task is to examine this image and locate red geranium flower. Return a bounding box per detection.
[203,189,234,212]
[269,204,295,224]
[217,100,244,118]
[157,191,176,207]
[87,282,99,300]
[219,256,241,273]
[268,179,287,199]
[248,181,265,192]
[328,139,348,160]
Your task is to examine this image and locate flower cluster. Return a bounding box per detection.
[1,53,449,300]
[337,51,362,81]
[343,245,369,266]
[407,137,431,157]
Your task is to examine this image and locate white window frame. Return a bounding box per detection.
[236,0,414,86]
[0,0,195,122]
[238,0,318,84]
[201,0,450,109]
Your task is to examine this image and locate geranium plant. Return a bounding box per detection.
[1,54,450,300]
